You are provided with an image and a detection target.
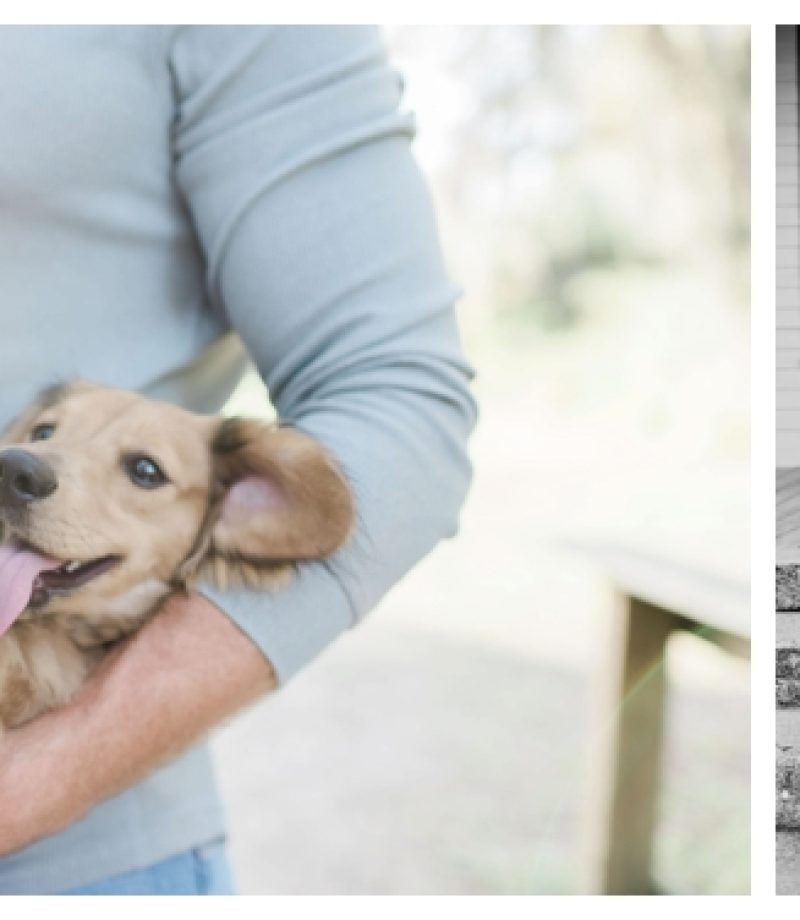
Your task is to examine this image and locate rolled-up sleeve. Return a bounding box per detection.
[169,25,477,682]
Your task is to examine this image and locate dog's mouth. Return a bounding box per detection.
[0,541,121,637]
[32,554,120,599]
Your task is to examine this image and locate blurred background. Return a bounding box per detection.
[212,25,750,895]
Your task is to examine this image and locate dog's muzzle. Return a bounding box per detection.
[0,449,58,508]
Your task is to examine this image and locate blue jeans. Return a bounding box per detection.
[59,838,236,895]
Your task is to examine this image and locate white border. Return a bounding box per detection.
[0,3,760,27]
[752,19,774,901]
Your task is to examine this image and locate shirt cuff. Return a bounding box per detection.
[198,561,356,685]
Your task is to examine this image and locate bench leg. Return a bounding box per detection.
[580,591,677,894]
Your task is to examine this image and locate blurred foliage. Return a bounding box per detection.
[388,26,750,331]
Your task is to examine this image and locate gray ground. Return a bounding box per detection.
[211,614,749,895]
[778,833,800,896]
[778,709,800,892]
[777,508,800,889]
[215,337,749,895]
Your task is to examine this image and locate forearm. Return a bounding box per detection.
[0,592,275,855]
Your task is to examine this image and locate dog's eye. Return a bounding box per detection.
[124,455,168,490]
[30,423,56,442]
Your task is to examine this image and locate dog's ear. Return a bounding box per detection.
[204,418,353,568]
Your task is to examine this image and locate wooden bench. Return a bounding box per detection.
[565,542,750,894]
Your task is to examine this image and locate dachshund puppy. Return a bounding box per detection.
[0,381,352,729]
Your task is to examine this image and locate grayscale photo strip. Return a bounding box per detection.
[777,22,800,897]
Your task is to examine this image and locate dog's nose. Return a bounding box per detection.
[0,449,58,507]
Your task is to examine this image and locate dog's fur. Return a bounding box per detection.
[0,381,353,730]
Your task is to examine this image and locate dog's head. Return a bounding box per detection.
[0,381,353,635]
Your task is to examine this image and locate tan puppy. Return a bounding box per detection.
[0,381,353,729]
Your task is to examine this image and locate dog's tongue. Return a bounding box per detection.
[0,545,62,637]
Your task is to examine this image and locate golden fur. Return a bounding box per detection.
[0,381,353,730]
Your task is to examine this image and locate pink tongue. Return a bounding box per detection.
[0,545,62,637]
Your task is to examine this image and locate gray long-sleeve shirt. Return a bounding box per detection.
[0,26,476,893]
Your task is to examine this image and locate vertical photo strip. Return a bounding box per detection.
[777,22,800,897]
